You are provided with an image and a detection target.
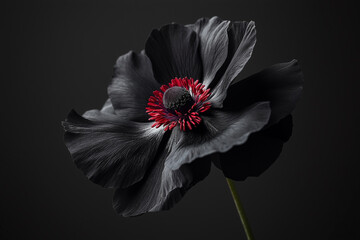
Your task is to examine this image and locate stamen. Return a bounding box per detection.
[146,77,211,131]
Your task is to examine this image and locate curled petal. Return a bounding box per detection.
[209,21,257,108]
[188,16,230,87]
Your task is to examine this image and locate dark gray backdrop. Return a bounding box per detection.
[2,0,359,239]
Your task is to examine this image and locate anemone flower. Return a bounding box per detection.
[63,16,303,238]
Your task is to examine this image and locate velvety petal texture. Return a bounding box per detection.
[188,17,230,87]
[113,102,270,216]
[113,133,212,216]
[108,51,160,122]
[145,23,202,84]
[209,21,257,108]
[63,110,164,188]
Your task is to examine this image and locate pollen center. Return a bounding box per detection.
[163,86,194,113]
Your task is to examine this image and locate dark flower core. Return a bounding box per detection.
[163,86,194,112]
[146,77,211,131]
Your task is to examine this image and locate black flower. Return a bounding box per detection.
[63,16,303,217]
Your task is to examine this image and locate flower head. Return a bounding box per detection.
[63,16,303,217]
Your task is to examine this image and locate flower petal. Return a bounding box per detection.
[145,23,202,84]
[165,101,271,171]
[113,134,212,217]
[113,102,269,216]
[222,60,304,125]
[62,109,164,188]
[209,21,257,108]
[108,51,160,122]
[187,17,230,87]
[82,98,115,121]
[213,115,293,180]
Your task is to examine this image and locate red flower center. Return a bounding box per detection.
[146,77,211,131]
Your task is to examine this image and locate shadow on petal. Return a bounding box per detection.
[223,60,303,125]
[213,115,292,180]
[209,21,257,107]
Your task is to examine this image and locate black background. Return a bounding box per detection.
[2,0,359,239]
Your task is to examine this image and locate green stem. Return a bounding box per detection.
[226,178,255,240]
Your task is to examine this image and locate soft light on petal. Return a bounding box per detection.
[209,21,257,108]
[188,16,230,87]
[63,110,164,189]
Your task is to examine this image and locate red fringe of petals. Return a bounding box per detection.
[146,77,211,131]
